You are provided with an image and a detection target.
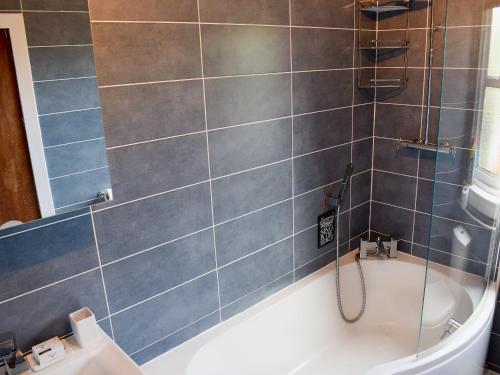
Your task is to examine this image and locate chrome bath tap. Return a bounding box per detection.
[0,332,29,375]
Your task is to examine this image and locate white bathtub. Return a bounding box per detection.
[143,252,496,375]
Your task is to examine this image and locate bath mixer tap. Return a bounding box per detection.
[0,332,29,374]
[375,237,385,256]
[359,237,398,259]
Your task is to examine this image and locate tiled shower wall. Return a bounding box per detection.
[1,0,111,212]
[0,0,373,365]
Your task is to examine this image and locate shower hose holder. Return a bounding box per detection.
[359,237,398,259]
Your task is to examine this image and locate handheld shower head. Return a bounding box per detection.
[337,162,353,204]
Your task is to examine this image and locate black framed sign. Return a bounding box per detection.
[318,209,336,248]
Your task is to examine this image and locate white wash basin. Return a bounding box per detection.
[22,328,145,375]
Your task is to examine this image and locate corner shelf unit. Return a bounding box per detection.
[357,0,410,90]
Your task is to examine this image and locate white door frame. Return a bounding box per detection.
[1,13,55,217]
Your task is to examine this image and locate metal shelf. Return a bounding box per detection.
[358,78,407,89]
[359,0,410,13]
[359,39,409,50]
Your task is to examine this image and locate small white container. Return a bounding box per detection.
[69,307,100,348]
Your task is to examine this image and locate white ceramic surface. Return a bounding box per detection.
[143,252,493,375]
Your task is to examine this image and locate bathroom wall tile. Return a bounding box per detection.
[0,0,20,10]
[291,0,354,28]
[218,238,293,306]
[29,46,96,81]
[103,229,215,313]
[205,74,291,129]
[375,104,422,140]
[488,334,500,369]
[24,11,91,46]
[414,213,493,264]
[293,180,349,232]
[34,78,100,114]
[23,0,88,11]
[93,183,213,263]
[376,68,425,106]
[89,0,198,22]
[98,318,113,338]
[202,25,290,77]
[372,170,417,210]
[221,272,293,320]
[0,270,107,351]
[293,70,353,114]
[350,202,370,239]
[215,201,293,266]
[100,80,205,147]
[377,0,430,30]
[40,109,104,147]
[50,167,111,208]
[433,68,481,111]
[370,202,414,242]
[295,243,349,281]
[294,213,349,268]
[45,138,107,178]
[292,28,353,71]
[352,138,373,174]
[373,138,419,176]
[199,0,289,25]
[131,312,220,365]
[209,118,292,178]
[0,214,98,302]
[107,134,208,203]
[353,104,374,141]
[112,272,219,354]
[293,108,352,156]
[419,148,470,186]
[294,144,350,195]
[429,107,475,149]
[351,170,371,207]
[211,161,292,224]
[443,0,489,27]
[92,23,201,85]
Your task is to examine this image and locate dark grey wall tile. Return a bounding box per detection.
[430,107,475,149]
[352,138,372,174]
[293,180,349,232]
[24,12,91,46]
[0,270,107,351]
[50,168,111,208]
[351,170,371,207]
[205,74,291,129]
[29,46,96,81]
[45,138,108,178]
[293,70,353,114]
[292,28,353,71]
[92,23,201,85]
[373,138,419,176]
[293,108,351,156]
[199,0,289,25]
[40,109,104,147]
[209,119,292,178]
[23,0,88,10]
[215,201,292,266]
[353,104,374,140]
[488,334,500,370]
[112,272,219,354]
[202,25,290,77]
[221,272,293,320]
[370,201,414,242]
[350,201,370,238]
[93,183,213,263]
[444,0,489,27]
[0,214,98,301]
[218,238,293,306]
[294,213,349,267]
[100,80,204,147]
[89,0,198,22]
[107,134,208,203]
[372,170,417,209]
[376,68,425,106]
[419,148,469,186]
[131,312,219,365]
[375,104,422,140]
[212,161,292,223]
[295,244,347,281]
[98,318,113,338]
[294,144,350,195]
[0,0,20,10]
[34,78,100,115]
[432,68,481,111]
[291,0,354,28]
[103,229,215,313]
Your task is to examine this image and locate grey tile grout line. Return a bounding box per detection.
[45,137,105,149]
[55,197,100,211]
[377,101,491,113]
[28,44,94,48]
[38,106,101,117]
[90,212,115,340]
[22,10,89,13]
[372,168,466,188]
[196,0,222,323]
[289,0,296,282]
[33,76,97,83]
[49,165,108,180]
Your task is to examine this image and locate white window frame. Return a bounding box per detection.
[0,14,55,217]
